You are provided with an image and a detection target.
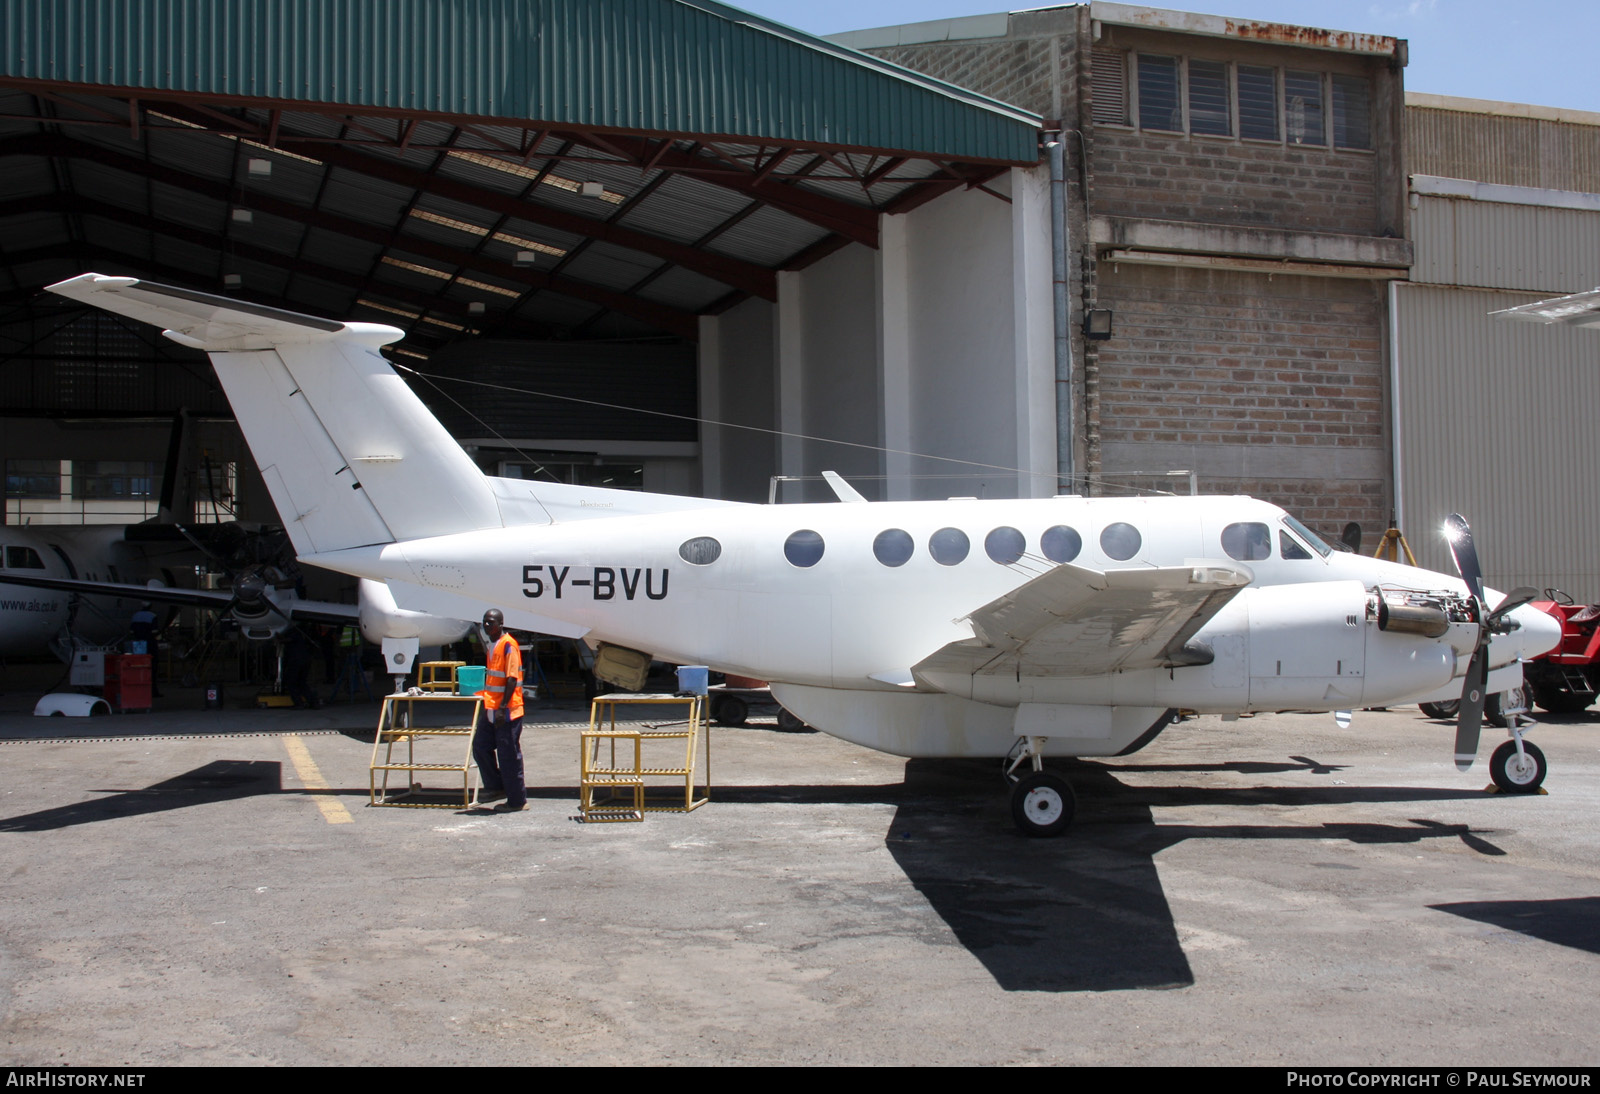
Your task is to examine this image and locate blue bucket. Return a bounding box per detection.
[675,665,709,695]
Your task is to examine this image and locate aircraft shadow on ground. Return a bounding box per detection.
[1429,896,1600,955]
[882,758,1509,994]
[0,759,281,831]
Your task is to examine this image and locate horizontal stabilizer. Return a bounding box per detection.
[46,274,357,351]
[0,572,359,626]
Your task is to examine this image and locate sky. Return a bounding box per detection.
[736,1,1600,114]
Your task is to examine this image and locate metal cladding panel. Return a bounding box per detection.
[1411,196,1600,294]
[1392,282,1600,598]
[3,0,1040,163]
[1407,106,1600,194]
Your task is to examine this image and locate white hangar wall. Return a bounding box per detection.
[1394,185,1600,597]
[698,165,1056,504]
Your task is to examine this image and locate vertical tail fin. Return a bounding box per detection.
[47,274,503,556]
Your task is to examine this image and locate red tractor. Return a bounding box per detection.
[1522,592,1600,714]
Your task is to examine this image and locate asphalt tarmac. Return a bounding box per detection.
[0,676,1597,1066]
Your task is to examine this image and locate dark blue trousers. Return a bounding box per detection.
[472,707,525,808]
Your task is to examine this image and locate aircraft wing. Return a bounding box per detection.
[0,574,359,626]
[911,561,1252,685]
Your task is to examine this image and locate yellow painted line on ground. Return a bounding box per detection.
[283,734,355,825]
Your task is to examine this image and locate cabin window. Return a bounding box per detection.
[1040,525,1083,563]
[678,537,721,566]
[1221,522,1272,562]
[873,529,914,567]
[1279,531,1312,560]
[928,527,970,566]
[4,546,45,569]
[784,530,825,568]
[1100,523,1142,561]
[984,527,1026,565]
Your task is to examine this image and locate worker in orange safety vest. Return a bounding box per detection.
[472,608,527,813]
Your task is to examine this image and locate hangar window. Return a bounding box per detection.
[1137,54,1182,132]
[1285,70,1326,147]
[4,546,46,570]
[1041,525,1083,563]
[1221,522,1272,561]
[784,530,825,568]
[1100,523,1142,561]
[984,527,1026,565]
[929,528,970,566]
[678,537,721,566]
[873,529,914,567]
[1099,52,1370,151]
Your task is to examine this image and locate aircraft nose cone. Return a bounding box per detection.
[1508,601,1562,660]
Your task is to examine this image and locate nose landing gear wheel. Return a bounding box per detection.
[1489,739,1546,793]
[1010,771,1075,837]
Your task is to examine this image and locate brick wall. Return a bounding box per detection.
[870,38,1062,117]
[1092,132,1383,236]
[1095,264,1390,532]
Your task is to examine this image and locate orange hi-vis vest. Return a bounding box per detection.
[480,632,524,719]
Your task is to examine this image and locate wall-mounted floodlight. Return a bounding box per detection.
[514,251,538,267]
[468,302,486,316]
[247,158,272,179]
[223,274,243,289]
[579,181,605,198]
[230,208,253,225]
[1083,308,1114,341]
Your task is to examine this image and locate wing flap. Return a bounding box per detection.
[914,561,1251,685]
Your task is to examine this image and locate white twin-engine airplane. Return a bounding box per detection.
[46,273,1562,835]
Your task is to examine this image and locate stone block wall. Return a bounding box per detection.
[1093,264,1390,532]
[1091,133,1383,236]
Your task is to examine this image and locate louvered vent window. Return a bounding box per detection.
[1097,49,1368,154]
[1187,59,1231,136]
[1238,65,1279,140]
[1137,54,1182,132]
[1091,48,1129,125]
[1285,70,1327,146]
[1332,74,1372,149]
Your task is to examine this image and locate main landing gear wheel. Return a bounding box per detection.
[713,694,749,727]
[775,706,808,732]
[1419,700,1460,720]
[1489,739,1546,793]
[1010,771,1076,838]
[1485,684,1528,729]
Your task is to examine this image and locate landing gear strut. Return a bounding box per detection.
[1005,736,1076,837]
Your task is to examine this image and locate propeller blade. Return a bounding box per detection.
[1489,586,1541,624]
[1340,522,1362,554]
[1454,646,1490,771]
[1443,514,1486,605]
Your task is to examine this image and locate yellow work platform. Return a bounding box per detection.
[581,693,710,822]
[369,692,484,808]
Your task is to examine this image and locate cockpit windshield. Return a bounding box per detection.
[1280,515,1333,558]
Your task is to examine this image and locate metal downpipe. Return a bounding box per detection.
[1047,137,1075,494]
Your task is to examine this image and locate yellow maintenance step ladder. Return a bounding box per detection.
[580,693,710,822]
[369,692,484,808]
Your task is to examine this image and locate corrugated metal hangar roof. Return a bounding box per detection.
[0,0,1043,399]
